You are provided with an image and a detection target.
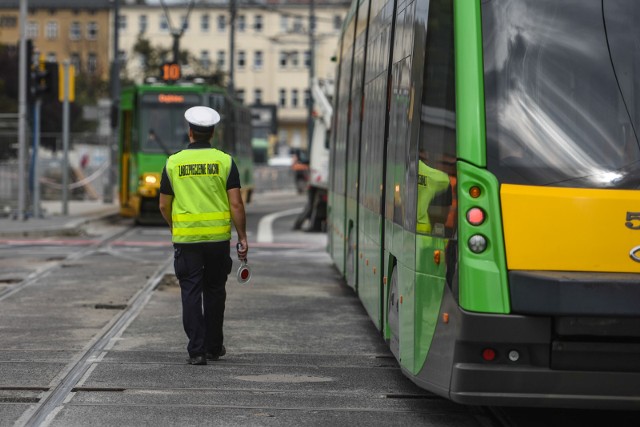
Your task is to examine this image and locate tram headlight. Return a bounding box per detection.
[144,174,158,185]
[468,234,487,253]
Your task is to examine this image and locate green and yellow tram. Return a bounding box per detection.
[118,75,254,223]
[328,0,640,408]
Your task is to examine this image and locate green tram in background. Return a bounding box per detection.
[118,74,254,223]
[328,0,640,408]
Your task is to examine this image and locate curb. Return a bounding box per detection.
[0,208,120,238]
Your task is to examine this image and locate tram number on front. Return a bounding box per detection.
[626,212,640,263]
[161,63,181,82]
[625,212,640,230]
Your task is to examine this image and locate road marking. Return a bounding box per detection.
[256,207,302,243]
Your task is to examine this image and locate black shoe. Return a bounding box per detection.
[206,345,226,361]
[187,355,207,365]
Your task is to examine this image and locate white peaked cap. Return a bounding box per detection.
[184,106,221,130]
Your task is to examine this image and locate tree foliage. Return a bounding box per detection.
[131,35,226,86]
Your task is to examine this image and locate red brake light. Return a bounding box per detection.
[482,348,497,361]
[466,207,485,226]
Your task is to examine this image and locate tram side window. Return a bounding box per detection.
[416,0,456,238]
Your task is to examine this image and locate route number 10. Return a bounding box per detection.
[162,63,181,82]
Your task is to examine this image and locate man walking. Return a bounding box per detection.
[159,106,248,366]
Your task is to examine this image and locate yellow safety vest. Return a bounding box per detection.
[166,147,232,243]
[416,160,451,234]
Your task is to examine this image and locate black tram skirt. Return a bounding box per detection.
[446,308,640,409]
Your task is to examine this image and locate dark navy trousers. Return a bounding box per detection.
[173,241,232,357]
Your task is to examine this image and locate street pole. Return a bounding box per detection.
[106,0,120,204]
[172,31,180,63]
[229,0,236,96]
[17,0,28,220]
[32,99,41,218]
[307,0,315,149]
[62,61,70,215]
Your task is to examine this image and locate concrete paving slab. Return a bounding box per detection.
[0,404,36,427]
[50,404,481,427]
[0,361,67,388]
[67,388,457,415]
[79,361,420,394]
[101,351,399,370]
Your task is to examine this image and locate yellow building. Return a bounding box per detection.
[0,0,111,81]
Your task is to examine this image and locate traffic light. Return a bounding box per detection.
[30,55,58,96]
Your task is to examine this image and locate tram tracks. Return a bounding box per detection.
[18,253,173,427]
[0,226,135,303]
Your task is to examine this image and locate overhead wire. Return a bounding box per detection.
[153,0,341,25]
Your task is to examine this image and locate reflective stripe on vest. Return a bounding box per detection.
[166,148,232,243]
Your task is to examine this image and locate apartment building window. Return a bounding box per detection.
[291,89,299,107]
[118,14,126,31]
[254,89,262,105]
[201,14,209,32]
[304,50,311,68]
[238,50,246,69]
[236,89,245,104]
[160,15,169,32]
[87,22,98,40]
[217,50,225,69]
[333,14,343,30]
[290,51,299,68]
[254,50,263,69]
[279,51,287,68]
[304,89,311,107]
[70,53,81,72]
[200,50,210,69]
[181,15,189,30]
[254,14,263,32]
[280,15,288,32]
[45,21,58,39]
[0,16,16,28]
[279,89,286,107]
[70,21,81,40]
[238,15,246,32]
[139,15,147,33]
[87,53,97,74]
[26,21,38,38]
[293,16,303,33]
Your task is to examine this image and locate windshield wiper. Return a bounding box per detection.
[148,129,172,156]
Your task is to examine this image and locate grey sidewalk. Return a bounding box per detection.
[0,200,120,238]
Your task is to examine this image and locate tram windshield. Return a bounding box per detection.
[139,92,202,154]
[482,0,640,189]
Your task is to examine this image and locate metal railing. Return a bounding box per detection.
[253,165,296,193]
[1,155,298,217]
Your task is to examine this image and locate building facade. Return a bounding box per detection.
[0,0,112,80]
[119,0,350,151]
